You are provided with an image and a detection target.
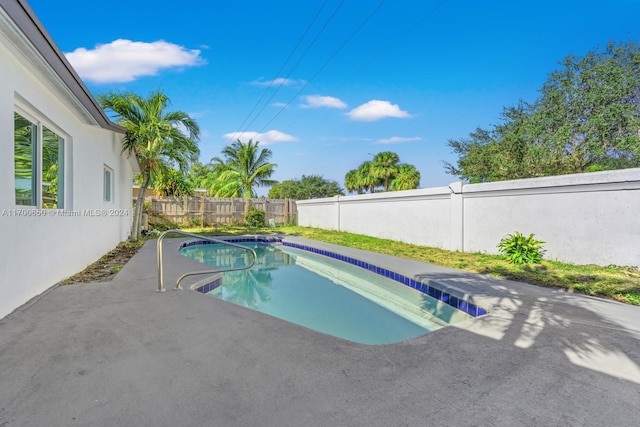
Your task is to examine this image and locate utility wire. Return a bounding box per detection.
[232,0,330,140]
[257,0,388,133]
[281,0,450,133]
[231,0,329,141]
[237,0,346,138]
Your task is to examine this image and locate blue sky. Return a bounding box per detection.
[28,0,640,194]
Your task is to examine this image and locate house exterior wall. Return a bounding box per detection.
[0,7,134,319]
[296,169,640,268]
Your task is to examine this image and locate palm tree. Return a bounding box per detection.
[210,139,277,213]
[344,169,363,194]
[357,161,380,193]
[390,164,421,190]
[372,151,400,191]
[99,90,200,240]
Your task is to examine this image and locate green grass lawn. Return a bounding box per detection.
[180,224,640,305]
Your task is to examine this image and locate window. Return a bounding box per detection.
[14,112,36,205]
[104,166,113,202]
[42,126,64,208]
[14,111,65,208]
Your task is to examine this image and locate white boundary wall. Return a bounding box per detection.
[0,7,135,319]
[297,169,640,268]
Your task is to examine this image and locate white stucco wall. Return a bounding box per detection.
[296,196,341,230]
[297,169,640,268]
[0,21,134,318]
[461,169,640,266]
[335,187,452,247]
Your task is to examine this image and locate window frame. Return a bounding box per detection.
[104,165,114,203]
[14,105,68,209]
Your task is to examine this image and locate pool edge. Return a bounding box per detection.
[178,235,489,318]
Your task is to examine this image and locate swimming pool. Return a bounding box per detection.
[179,239,478,344]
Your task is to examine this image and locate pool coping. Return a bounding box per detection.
[4,238,640,426]
[178,235,489,318]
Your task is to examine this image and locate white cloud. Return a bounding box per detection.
[65,39,204,83]
[250,77,303,86]
[375,136,422,144]
[300,95,347,109]
[223,130,298,145]
[347,100,412,122]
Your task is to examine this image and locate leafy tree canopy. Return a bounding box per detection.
[446,41,640,183]
[187,161,221,195]
[152,168,194,197]
[345,152,420,193]
[268,175,344,199]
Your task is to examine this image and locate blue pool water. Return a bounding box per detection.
[179,242,470,344]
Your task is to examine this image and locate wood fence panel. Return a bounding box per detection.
[148,196,297,226]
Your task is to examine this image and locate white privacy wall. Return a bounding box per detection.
[0,9,135,319]
[461,170,640,267]
[297,169,640,268]
[338,187,453,249]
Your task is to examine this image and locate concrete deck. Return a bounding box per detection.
[1,236,639,426]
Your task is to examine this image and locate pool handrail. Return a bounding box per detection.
[156,229,258,292]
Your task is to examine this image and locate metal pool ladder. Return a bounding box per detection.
[156,229,258,292]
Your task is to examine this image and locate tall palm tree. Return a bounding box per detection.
[210,139,277,213]
[372,151,400,192]
[99,90,200,240]
[357,161,380,193]
[344,169,363,194]
[390,164,421,190]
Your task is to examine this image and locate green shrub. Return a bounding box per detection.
[185,217,202,228]
[245,206,266,227]
[497,232,545,264]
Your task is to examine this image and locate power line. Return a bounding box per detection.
[232,0,329,138]
[237,0,346,139]
[233,0,344,141]
[281,0,450,133]
[257,0,388,133]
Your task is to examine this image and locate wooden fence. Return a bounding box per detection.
[147,196,297,227]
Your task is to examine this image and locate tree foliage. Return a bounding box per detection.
[390,163,421,191]
[209,139,277,212]
[268,175,344,199]
[153,168,195,197]
[371,151,400,191]
[344,152,420,193]
[187,161,221,194]
[99,90,200,240]
[446,41,640,183]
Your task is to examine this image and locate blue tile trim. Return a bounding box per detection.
[281,241,488,318]
[194,277,223,294]
[184,237,488,318]
[183,236,283,294]
[179,235,283,251]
